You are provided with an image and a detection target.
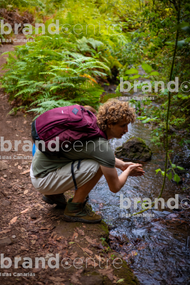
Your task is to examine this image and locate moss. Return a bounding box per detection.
[102,259,140,285]
[100,221,109,237]
[83,271,100,276]
[98,222,140,284]
[127,136,147,145]
[115,146,123,151]
[113,260,140,284]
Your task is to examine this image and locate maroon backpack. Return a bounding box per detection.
[31,105,107,154]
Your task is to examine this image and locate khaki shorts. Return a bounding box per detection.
[30,159,100,195]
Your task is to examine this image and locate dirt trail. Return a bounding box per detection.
[0,41,139,284]
[0,35,25,77]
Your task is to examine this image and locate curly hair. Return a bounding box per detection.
[97,99,136,131]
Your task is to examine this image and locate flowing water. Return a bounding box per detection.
[89,121,190,285]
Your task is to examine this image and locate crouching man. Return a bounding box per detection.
[30,99,145,223]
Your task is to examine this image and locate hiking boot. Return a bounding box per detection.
[83,195,92,211]
[63,198,102,224]
[42,194,67,209]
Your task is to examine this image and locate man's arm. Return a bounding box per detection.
[101,164,143,193]
[115,157,125,169]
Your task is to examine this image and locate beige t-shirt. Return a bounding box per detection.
[32,137,115,178]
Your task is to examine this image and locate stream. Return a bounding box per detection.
[89,120,190,285]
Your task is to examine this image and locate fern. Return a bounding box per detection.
[28,99,73,118]
[1,0,134,112]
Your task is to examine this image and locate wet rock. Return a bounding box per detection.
[0,161,8,171]
[153,210,168,217]
[178,194,188,202]
[115,137,152,162]
[0,237,13,247]
[167,213,178,219]
[172,151,190,174]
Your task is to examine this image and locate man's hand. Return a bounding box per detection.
[127,163,145,177]
[120,161,136,171]
[128,165,145,176]
[115,158,145,176]
[101,162,145,193]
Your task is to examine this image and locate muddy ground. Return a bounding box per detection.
[0,41,139,284]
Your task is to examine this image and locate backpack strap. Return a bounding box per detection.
[31,120,40,142]
[71,160,81,190]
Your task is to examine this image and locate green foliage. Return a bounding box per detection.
[1,36,110,110]
[1,0,189,201]
[155,153,185,184]
[1,0,190,134]
[29,98,73,118]
[0,0,44,9]
[115,0,190,146]
[1,0,139,113]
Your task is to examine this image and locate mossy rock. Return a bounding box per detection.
[115,137,152,162]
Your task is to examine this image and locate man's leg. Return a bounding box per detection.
[42,194,67,209]
[72,167,103,203]
[64,167,103,223]
[31,159,102,214]
[43,167,102,209]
